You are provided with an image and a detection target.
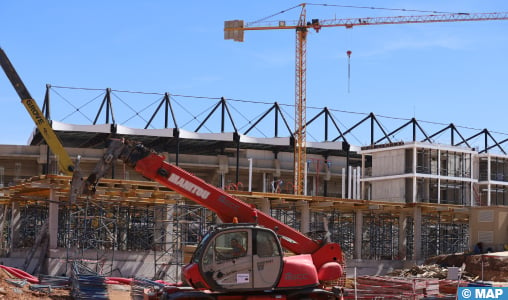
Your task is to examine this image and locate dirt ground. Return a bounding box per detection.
[0,268,131,300]
[424,251,508,282]
[1,251,504,299]
[0,268,69,300]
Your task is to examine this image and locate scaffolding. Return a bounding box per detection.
[0,204,10,256]
[309,210,355,259]
[0,174,478,280]
[405,216,414,260]
[19,203,49,248]
[55,197,218,281]
[270,204,300,231]
[421,213,469,258]
[60,198,122,277]
[153,203,215,282]
[362,213,399,260]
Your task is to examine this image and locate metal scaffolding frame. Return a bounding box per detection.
[270,204,300,231]
[331,211,355,260]
[362,213,399,260]
[0,204,11,256]
[405,216,414,260]
[60,198,121,277]
[19,203,49,248]
[421,213,469,258]
[153,203,215,282]
[0,187,477,281]
[309,210,355,259]
[55,197,217,281]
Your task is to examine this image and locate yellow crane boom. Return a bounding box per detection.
[0,47,74,175]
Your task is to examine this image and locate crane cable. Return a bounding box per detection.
[247,4,302,26]
[306,3,459,14]
[347,50,352,93]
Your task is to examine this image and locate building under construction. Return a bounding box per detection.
[0,86,506,282]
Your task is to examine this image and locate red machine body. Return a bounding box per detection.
[84,139,344,299]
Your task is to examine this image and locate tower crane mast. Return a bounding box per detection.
[225,4,508,195]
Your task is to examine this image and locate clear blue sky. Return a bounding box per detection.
[1,1,507,148]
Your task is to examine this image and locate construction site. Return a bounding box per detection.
[0,84,506,299]
[0,3,507,300]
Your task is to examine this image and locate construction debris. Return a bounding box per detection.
[425,251,508,282]
[0,264,132,299]
[0,267,71,299]
[345,275,440,299]
[374,253,508,297]
[387,264,478,281]
[130,277,166,300]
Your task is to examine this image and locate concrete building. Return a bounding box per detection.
[0,87,506,280]
[0,133,506,281]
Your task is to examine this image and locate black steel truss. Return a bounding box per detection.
[41,86,508,154]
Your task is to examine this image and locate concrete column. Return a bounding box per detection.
[258,198,270,215]
[352,168,357,199]
[423,178,430,202]
[354,210,363,259]
[356,166,361,199]
[298,201,310,234]
[248,158,253,192]
[438,149,441,204]
[165,205,173,252]
[11,202,20,250]
[0,205,5,254]
[348,166,352,199]
[341,168,346,198]
[469,153,474,206]
[487,156,491,206]
[153,205,172,252]
[48,188,59,249]
[273,159,281,178]
[119,224,128,251]
[361,154,365,199]
[398,213,407,260]
[413,206,422,261]
[413,144,417,173]
[468,209,475,251]
[413,144,417,203]
[304,162,308,196]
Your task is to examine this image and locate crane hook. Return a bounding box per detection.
[346,50,352,93]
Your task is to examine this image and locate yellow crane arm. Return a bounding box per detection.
[21,98,75,175]
[0,47,74,175]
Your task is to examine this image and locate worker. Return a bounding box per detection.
[473,242,484,254]
[271,178,278,193]
[230,238,246,257]
[271,178,283,193]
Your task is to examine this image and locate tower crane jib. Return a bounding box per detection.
[224,6,508,195]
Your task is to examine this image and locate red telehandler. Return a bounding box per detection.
[83,139,345,300]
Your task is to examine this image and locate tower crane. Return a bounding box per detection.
[225,3,508,195]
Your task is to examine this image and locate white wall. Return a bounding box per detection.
[371,178,406,203]
[371,149,405,177]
